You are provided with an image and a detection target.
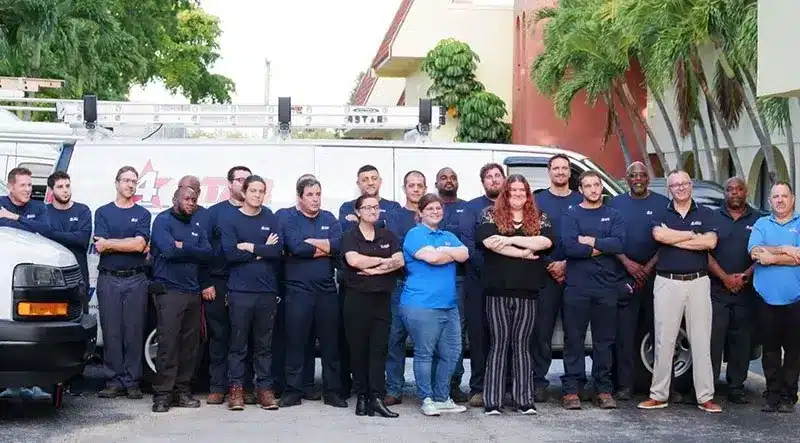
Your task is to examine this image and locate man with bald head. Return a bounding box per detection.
[607,162,669,400]
[707,177,763,404]
[638,169,722,413]
[149,186,213,412]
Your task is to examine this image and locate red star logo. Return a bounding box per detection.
[133,160,173,209]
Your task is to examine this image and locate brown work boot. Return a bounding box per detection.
[637,398,668,410]
[562,393,581,410]
[206,392,225,405]
[596,393,617,409]
[257,389,279,410]
[384,394,402,406]
[468,392,484,407]
[227,385,245,411]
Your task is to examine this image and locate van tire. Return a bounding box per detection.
[633,325,694,394]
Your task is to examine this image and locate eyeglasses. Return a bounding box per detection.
[669,182,692,190]
[358,205,380,212]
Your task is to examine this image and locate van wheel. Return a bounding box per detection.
[51,383,64,409]
[634,328,693,393]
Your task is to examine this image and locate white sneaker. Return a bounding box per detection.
[434,398,467,413]
[421,397,441,416]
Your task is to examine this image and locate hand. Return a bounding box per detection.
[578,236,595,247]
[345,214,358,222]
[201,286,216,301]
[94,236,110,253]
[237,242,255,253]
[266,233,279,246]
[0,207,19,220]
[174,241,183,248]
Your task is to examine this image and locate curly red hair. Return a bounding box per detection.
[492,174,541,235]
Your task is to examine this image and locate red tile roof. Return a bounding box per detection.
[372,0,415,69]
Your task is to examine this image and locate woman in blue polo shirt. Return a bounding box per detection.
[400,193,469,416]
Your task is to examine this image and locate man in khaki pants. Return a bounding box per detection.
[637,170,723,413]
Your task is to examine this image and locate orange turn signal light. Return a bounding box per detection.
[17,302,68,316]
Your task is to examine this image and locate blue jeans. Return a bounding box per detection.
[401,305,462,402]
[385,279,408,397]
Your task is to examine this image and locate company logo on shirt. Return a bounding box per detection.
[321,226,330,230]
[690,221,702,226]
[260,226,271,231]
[600,217,610,222]
[380,243,390,249]
[69,216,79,222]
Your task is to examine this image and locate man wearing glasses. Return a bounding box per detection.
[607,162,669,400]
[637,169,722,413]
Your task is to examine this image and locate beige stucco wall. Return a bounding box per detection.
[757,0,800,98]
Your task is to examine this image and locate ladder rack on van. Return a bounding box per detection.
[0,94,446,140]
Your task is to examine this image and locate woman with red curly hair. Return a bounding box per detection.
[475,174,554,415]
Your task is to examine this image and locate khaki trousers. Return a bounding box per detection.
[649,274,715,403]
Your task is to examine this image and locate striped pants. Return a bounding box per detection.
[483,294,536,408]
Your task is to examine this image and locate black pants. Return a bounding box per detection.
[227,292,278,390]
[532,276,565,390]
[344,290,390,397]
[285,286,342,394]
[464,276,488,395]
[759,299,800,404]
[484,294,536,408]
[561,288,617,395]
[152,289,202,399]
[710,289,755,393]
[205,277,254,393]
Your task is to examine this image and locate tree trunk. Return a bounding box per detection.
[695,114,717,182]
[688,47,745,177]
[615,82,668,175]
[689,126,702,178]
[653,91,681,165]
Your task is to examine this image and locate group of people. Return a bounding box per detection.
[0,151,797,417]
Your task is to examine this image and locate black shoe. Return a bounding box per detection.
[126,387,143,400]
[152,400,170,413]
[368,395,399,418]
[173,392,201,408]
[323,392,348,408]
[533,387,548,403]
[615,388,632,401]
[278,392,302,408]
[98,386,125,398]
[727,392,749,404]
[355,394,369,416]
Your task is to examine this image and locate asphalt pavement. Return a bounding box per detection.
[0,359,795,443]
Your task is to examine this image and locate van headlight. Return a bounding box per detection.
[13,264,66,288]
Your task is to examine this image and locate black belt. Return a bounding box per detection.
[657,271,707,281]
[100,268,145,278]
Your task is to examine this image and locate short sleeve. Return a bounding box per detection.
[341,230,357,254]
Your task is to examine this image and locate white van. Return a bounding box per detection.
[59,138,699,390]
[0,179,98,408]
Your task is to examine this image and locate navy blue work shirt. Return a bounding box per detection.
[652,200,717,274]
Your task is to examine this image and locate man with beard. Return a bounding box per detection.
[150,186,212,412]
[203,166,257,405]
[0,167,52,235]
[279,177,347,408]
[532,154,582,402]
[384,170,427,405]
[337,165,401,396]
[748,181,800,413]
[607,162,669,400]
[436,167,468,402]
[458,162,506,407]
[560,171,627,410]
[93,166,152,400]
[45,171,93,307]
[638,169,721,413]
[706,177,762,405]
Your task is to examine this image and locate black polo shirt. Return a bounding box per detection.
[341,226,401,293]
[652,200,717,274]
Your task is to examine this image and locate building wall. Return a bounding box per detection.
[757,0,800,98]
[512,0,647,178]
[393,0,515,124]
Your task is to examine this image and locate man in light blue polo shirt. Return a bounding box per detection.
[747,181,800,414]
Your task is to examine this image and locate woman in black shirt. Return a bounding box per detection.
[341,195,404,418]
[475,174,554,415]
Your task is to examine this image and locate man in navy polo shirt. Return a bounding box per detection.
[607,161,669,400]
[637,169,722,413]
[748,181,800,413]
[707,177,763,405]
